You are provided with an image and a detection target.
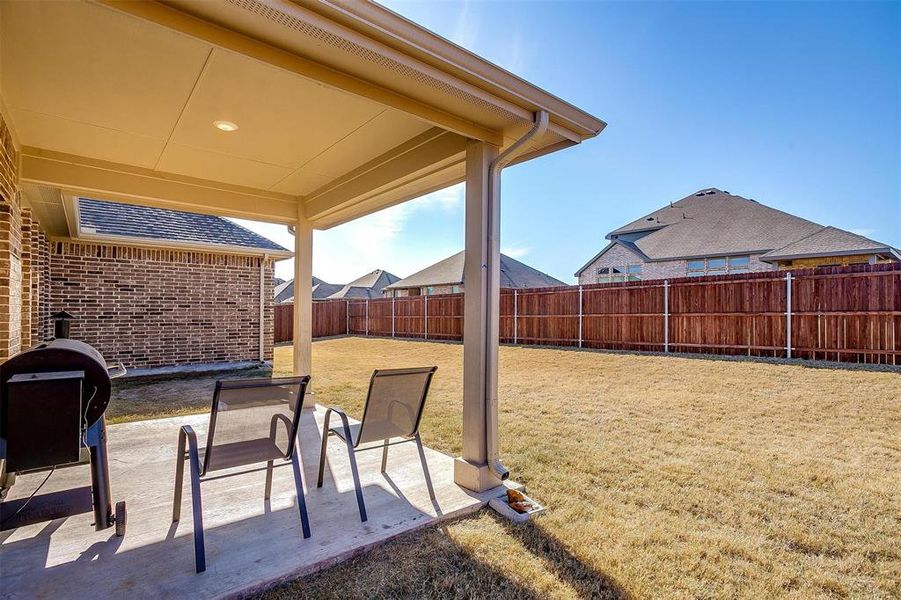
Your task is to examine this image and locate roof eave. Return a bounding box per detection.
[65,232,293,258]
[304,0,606,139]
[760,248,899,263]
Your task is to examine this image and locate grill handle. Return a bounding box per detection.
[107,363,127,380]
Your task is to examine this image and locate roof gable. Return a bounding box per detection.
[327,269,400,299]
[610,189,824,260]
[386,251,566,290]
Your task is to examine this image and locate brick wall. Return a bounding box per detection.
[50,241,276,370]
[0,111,22,360]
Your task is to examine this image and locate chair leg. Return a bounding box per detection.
[173,433,186,522]
[290,447,312,539]
[319,408,367,523]
[177,426,206,574]
[317,418,330,489]
[264,460,274,501]
[345,445,367,523]
[188,454,206,573]
[381,439,389,473]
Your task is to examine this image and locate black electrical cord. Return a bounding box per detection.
[0,466,55,526]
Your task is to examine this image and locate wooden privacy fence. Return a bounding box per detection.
[274,263,900,365]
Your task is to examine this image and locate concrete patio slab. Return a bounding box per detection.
[1,407,497,599]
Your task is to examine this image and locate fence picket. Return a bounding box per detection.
[273,263,900,365]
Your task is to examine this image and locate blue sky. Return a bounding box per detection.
[240,0,900,284]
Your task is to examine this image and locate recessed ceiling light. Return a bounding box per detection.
[213,120,239,132]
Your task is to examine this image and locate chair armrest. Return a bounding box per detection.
[269,413,294,459]
[322,406,356,447]
[177,425,203,475]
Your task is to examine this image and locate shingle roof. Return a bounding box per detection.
[576,189,899,275]
[615,189,825,260]
[385,251,566,290]
[275,278,344,302]
[327,270,400,299]
[78,198,289,253]
[760,226,899,261]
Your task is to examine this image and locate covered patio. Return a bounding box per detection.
[1,406,498,598]
[0,0,602,594]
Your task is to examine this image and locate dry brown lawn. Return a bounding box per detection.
[110,337,901,598]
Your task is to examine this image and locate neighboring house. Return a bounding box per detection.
[576,188,900,284]
[274,277,343,303]
[48,197,291,370]
[327,269,399,299]
[384,251,566,297]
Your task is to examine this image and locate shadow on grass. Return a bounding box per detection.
[499,514,628,599]
[258,510,628,600]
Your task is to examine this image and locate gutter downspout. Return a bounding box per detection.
[259,253,268,362]
[484,110,549,481]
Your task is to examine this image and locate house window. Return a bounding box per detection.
[687,260,705,276]
[687,256,751,276]
[707,258,727,272]
[728,256,750,274]
[452,285,461,294]
[426,286,434,295]
[597,264,642,283]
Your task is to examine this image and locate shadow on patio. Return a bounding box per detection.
[0,408,492,599]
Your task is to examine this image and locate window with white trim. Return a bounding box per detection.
[597,264,642,283]
[686,256,751,276]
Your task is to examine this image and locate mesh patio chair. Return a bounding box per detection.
[316,366,437,522]
[173,376,311,573]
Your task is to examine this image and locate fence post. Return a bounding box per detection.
[424,295,428,340]
[578,285,583,348]
[663,279,670,353]
[391,296,396,338]
[365,299,369,337]
[345,300,349,335]
[513,289,518,344]
[785,271,793,359]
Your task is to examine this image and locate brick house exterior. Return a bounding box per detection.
[50,241,276,369]
[576,189,899,285]
[0,109,287,370]
[577,242,772,285]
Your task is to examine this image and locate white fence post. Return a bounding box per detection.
[424,295,428,340]
[578,285,583,348]
[785,272,793,359]
[513,289,518,344]
[365,299,369,337]
[345,300,349,335]
[391,296,396,338]
[663,279,670,353]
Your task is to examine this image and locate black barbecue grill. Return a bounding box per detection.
[0,314,127,535]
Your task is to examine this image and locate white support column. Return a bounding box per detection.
[785,271,793,359]
[455,139,503,492]
[292,210,314,409]
[365,299,370,336]
[391,296,396,338]
[663,279,670,353]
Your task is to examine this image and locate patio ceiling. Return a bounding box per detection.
[1,0,605,234]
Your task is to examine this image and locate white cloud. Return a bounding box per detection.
[452,0,479,49]
[500,245,531,259]
[230,184,465,283]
